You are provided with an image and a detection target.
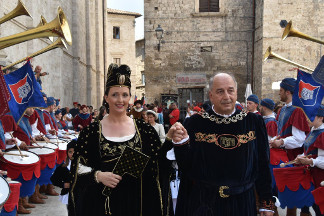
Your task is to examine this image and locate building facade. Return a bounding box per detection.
[144,0,324,118]
[107,8,141,102]
[0,0,108,109]
[135,38,145,102]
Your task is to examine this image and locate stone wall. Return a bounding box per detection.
[135,39,145,101]
[256,0,324,102]
[144,0,255,104]
[0,0,107,109]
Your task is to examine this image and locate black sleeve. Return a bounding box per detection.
[50,165,66,188]
[254,115,275,209]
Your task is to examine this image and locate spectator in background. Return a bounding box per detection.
[142,109,148,123]
[162,102,171,132]
[64,107,73,130]
[70,102,79,117]
[169,102,180,126]
[34,65,48,87]
[96,106,107,121]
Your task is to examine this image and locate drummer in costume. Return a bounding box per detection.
[171,73,274,216]
[270,78,310,216]
[72,105,92,131]
[43,97,70,140]
[246,94,261,115]
[1,114,29,150]
[69,63,173,216]
[24,108,49,142]
[294,105,324,216]
[129,100,143,119]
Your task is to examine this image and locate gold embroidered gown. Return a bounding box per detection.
[68,119,172,216]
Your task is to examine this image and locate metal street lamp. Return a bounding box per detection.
[155,24,164,51]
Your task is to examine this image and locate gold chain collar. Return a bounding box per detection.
[199,109,248,124]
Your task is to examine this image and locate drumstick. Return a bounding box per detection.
[9,132,24,158]
[280,154,312,168]
[3,152,29,157]
[28,146,43,149]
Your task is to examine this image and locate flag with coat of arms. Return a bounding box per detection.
[293,69,324,122]
[4,62,47,123]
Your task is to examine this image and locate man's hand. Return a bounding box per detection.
[0,150,3,157]
[269,139,284,148]
[49,129,56,135]
[5,138,17,145]
[78,125,83,130]
[31,137,37,144]
[167,122,189,143]
[64,183,70,188]
[296,156,313,165]
[19,142,29,150]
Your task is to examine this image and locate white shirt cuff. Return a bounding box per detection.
[173,136,189,145]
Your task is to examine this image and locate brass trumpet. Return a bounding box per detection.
[0,0,32,25]
[36,15,54,42]
[263,46,314,72]
[282,20,324,45]
[3,38,67,71]
[0,6,72,50]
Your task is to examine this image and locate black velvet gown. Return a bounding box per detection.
[174,108,274,216]
[68,119,173,216]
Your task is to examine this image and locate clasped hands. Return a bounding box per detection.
[166,122,189,143]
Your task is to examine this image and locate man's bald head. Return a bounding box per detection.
[209,73,237,92]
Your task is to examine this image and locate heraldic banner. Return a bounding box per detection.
[4,62,47,123]
[293,69,324,122]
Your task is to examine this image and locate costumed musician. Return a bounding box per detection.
[246,94,261,115]
[294,105,324,216]
[72,105,92,131]
[269,78,310,216]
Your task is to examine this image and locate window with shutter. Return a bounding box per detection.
[199,0,219,12]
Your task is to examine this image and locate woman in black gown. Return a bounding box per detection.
[68,64,173,216]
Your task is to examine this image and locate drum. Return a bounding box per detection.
[0,176,10,207]
[269,148,291,191]
[57,141,68,165]
[28,147,56,186]
[311,187,324,214]
[0,180,21,216]
[273,166,315,208]
[1,150,41,198]
[1,150,40,181]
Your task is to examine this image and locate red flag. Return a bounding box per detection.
[0,68,10,119]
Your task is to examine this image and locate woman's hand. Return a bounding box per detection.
[97,171,122,188]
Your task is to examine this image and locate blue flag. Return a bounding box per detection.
[312,55,324,86]
[4,62,47,123]
[293,70,324,121]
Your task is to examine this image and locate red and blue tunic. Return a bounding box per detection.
[276,105,310,160]
[303,128,324,188]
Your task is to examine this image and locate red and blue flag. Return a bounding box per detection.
[293,69,324,121]
[4,62,46,123]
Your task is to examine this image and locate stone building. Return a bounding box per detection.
[144,0,324,119]
[135,38,146,101]
[0,0,108,109]
[107,8,141,102]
